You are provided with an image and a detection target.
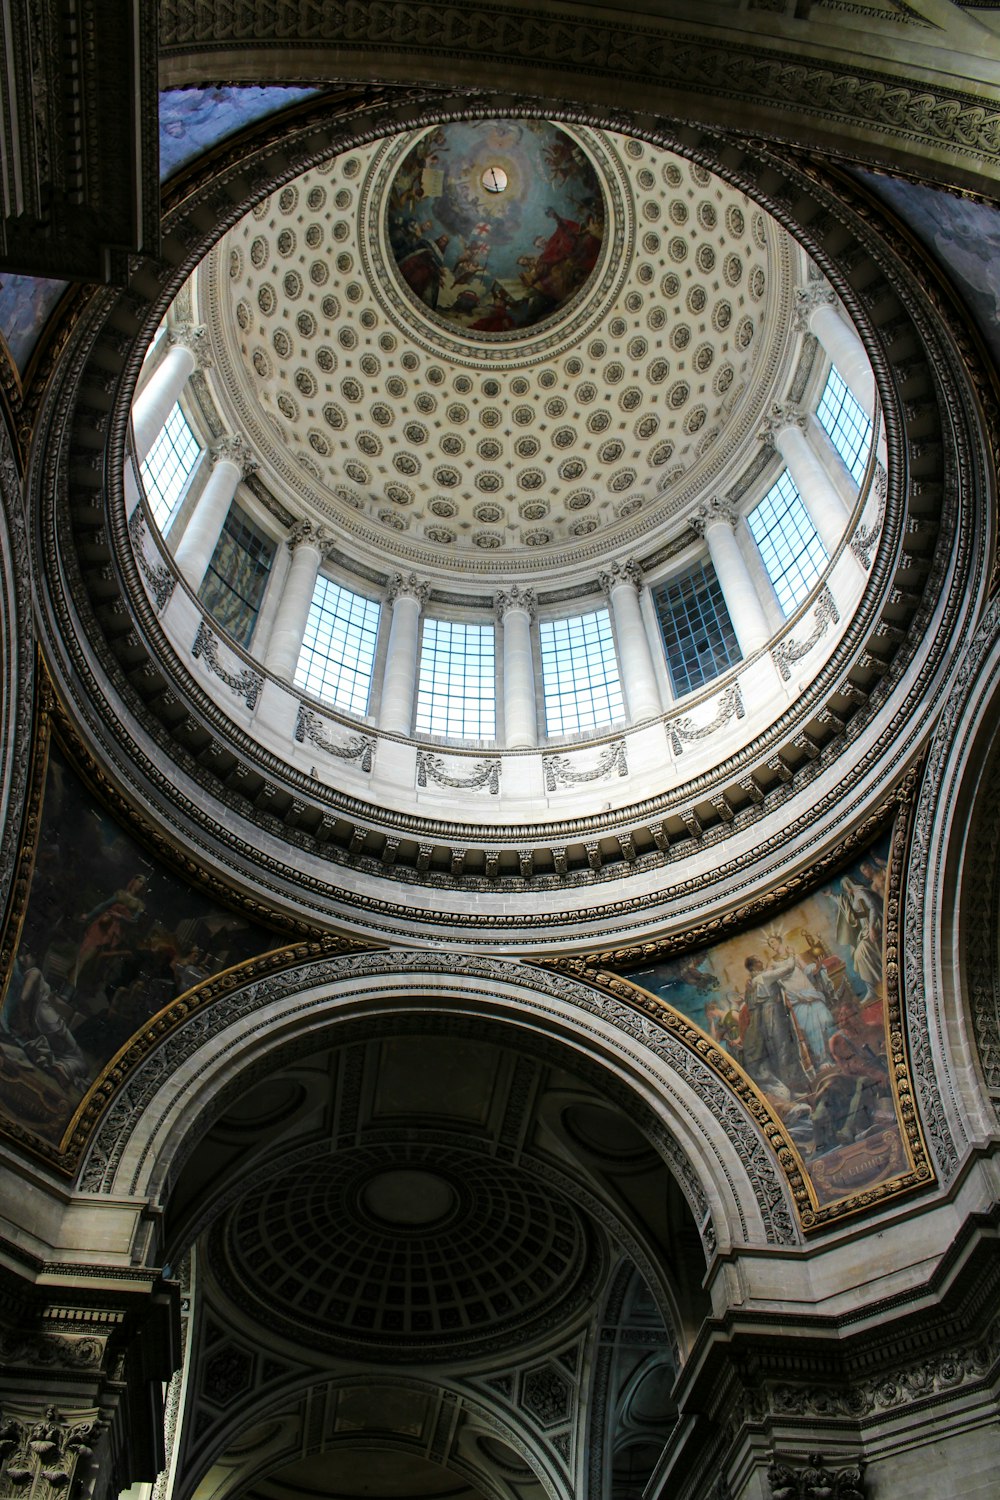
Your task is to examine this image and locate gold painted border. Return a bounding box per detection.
[537,769,934,1233]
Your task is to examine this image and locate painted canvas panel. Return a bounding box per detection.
[0,740,278,1145]
[159,86,321,181]
[625,835,904,1209]
[385,120,605,334]
[854,170,1000,372]
[0,275,68,376]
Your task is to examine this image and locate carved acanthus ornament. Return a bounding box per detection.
[760,402,808,441]
[210,434,258,480]
[767,1454,866,1500]
[166,323,211,367]
[0,1405,101,1500]
[387,572,430,607]
[598,558,643,595]
[494,584,536,622]
[286,519,335,556]
[792,282,837,335]
[690,498,739,537]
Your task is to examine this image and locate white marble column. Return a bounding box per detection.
[599,559,663,723]
[379,573,429,737]
[765,405,850,557]
[173,436,257,591]
[263,521,329,683]
[132,324,207,464]
[496,585,537,749]
[692,500,771,656]
[794,283,874,418]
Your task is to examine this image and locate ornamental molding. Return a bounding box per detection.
[771,588,840,683]
[850,461,887,571]
[669,682,745,753]
[191,621,263,711]
[127,504,176,613]
[417,750,501,795]
[294,704,375,771]
[543,740,628,791]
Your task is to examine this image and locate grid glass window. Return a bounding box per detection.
[140,402,201,530]
[654,561,741,697]
[415,619,496,739]
[198,503,275,648]
[294,577,381,715]
[539,610,625,737]
[748,470,828,616]
[815,365,872,485]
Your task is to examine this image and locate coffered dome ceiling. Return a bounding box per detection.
[197,122,795,575]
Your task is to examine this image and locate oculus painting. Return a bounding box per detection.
[0,740,278,1146]
[623,834,908,1211]
[385,120,605,334]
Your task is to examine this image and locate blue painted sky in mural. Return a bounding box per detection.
[159,86,322,181]
[856,170,1000,370]
[0,276,68,377]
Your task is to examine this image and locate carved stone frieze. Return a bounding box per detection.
[295,704,375,771]
[417,751,500,795]
[669,682,744,754]
[191,622,263,711]
[543,740,628,791]
[771,589,841,683]
[127,504,176,613]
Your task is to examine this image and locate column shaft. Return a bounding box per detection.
[500,603,537,748]
[810,300,875,418]
[173,456,241,590]
[702,518,771,655]
[607,580,662,723]
[264,538,323,682]
[132,342,197,464]
[774,421,850,557]
[380,591,423,736]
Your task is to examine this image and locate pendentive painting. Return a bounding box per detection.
[0,739,279,1147]
[624,834,910,1212]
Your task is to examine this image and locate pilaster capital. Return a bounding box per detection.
[598,558,643,596]
[166,322,211,367]
[210,434,258,479]
[765,1453,867,1500]
[494,583,536,622]
[791,281,837,334]
[691,498,738,537]
[387,571,430,607]
[760,402,807,441]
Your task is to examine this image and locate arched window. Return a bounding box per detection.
[415,619,496,739]
[539,609,625,736]
[295,577,381,714]
[140,402,201,529]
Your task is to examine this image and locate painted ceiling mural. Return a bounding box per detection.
[624,830,909,1214]
[385,120,605,334]
[0,739,279,1146]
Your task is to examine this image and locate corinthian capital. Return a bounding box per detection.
[598,558,643,596]
[387,571,430,607]
[286,519,334,554]
[760,402,807,441]
[211,434,258,479]
[690,498,738,537]
[167,323,211,367]
[791,281,837,334]
[494,584,536,622]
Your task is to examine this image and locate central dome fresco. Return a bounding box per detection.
[384,120,606,335]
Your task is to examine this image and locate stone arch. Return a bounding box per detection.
[78,951,798,1254]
